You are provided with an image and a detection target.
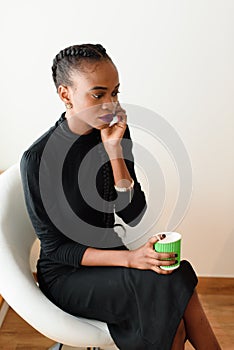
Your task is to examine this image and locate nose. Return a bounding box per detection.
[102,97,117,113]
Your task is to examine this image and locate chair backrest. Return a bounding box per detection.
[0,164,117,348]
[0,163,36,251]
[0,163,37,302]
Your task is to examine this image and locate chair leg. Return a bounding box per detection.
[49,344,102,350]
[48,344,63,350]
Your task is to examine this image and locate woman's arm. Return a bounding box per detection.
[101,123,147,226]
[81,235,177,275]
[20,150,89,268]
[108,145,132,190]
[100,113,133,190]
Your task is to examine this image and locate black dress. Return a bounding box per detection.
[20,113,197,350]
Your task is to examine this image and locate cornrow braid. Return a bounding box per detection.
[52,44,112,90]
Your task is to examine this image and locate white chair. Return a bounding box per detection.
[0,163,118,350]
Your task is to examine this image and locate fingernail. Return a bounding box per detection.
[175,254,178,257]
[162,234,166,239]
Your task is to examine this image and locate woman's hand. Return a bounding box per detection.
[100,103,127,154]
[127,235,177,275]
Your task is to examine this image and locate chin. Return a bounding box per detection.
[96,124,108,130]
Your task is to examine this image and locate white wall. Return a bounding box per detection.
[0,0,233,277]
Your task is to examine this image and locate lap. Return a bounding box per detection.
[38,260,198,349]
[41,261,197,322]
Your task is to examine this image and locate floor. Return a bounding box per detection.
[0,293,233,349]
[185,294,234,350]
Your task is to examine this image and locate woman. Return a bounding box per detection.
[20,44,221,350]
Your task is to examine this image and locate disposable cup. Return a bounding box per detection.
[154,232,181,270]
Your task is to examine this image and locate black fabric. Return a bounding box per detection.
[37,261,197,350]
[20,113,147,283]
[20,113,198,349]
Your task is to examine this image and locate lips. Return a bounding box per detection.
[98,113,115,123]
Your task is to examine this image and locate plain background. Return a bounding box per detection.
[0,0,233,277]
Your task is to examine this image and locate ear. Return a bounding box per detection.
[57,85,71,104]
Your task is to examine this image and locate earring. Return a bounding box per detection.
[65,102,73,109]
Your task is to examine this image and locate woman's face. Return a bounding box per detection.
[58,60,120,133]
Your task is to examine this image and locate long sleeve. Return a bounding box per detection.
[20,115,147,270]
[114,126,147,226]
[20,150,89,268]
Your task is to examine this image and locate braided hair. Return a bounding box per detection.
[52,43,112,90]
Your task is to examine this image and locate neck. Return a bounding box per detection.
[65,111,93,135]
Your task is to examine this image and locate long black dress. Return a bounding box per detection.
[20,113,197,350]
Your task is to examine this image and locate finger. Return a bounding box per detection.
[147,251,162,259]
[113,122,126,131]
[115,108,127,119]
[147,234,168,250]
[151,265,173,275]
[117,122,126,130]
[147,251,177,262]
[117,114,126,123]
[148,257,162,267]
[116,113,127,126]
[148,235,160,245]
[155,233,166,240]
[115,102,126,114]
[148,234,166,247]
[159,259,177,267]
[110,112,127,129]
[148,255,177,267]
[154,252,178,260]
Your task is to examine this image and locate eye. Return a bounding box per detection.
[92,93,104,99]
[112,90,120,97]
